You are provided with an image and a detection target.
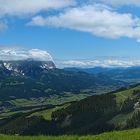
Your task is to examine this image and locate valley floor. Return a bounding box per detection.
[0,129,140,140]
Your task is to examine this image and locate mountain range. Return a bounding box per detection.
[64,67,140,83]
[0,59,128,109]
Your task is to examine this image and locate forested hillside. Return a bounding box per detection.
[0,84,140,135]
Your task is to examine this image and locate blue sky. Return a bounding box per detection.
[1,0,140,67]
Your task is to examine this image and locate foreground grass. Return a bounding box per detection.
[0,129,140,140]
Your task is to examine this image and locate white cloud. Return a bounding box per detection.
[0,48,53,61]
[1,0,140,42]
[28,4,140,41]
[0,0,75,32]
[62,59,140,68]
[99,0,140,7]
[0,0,75,16]
[28,49,53,61]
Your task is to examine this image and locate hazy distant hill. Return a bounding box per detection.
[64,67,140,83]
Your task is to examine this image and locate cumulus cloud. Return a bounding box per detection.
[0,48,53,61]
[27,4,140,41]
[0,0,75,17]
[62,58,140,68]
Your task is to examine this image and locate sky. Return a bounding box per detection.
[1,0,140,67]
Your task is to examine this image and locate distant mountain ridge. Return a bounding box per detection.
[64,67,140,83]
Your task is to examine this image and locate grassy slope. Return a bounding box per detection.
[0,93,88,120]
[4,84,139,130]
[9,93,89,106]
[108,84,140,128]
[29,103,70,120]
[114,84,140,104]
[29,85,140,121]
[0,129,140,140]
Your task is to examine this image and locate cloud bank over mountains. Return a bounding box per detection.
[1,48,140,68]
[62,58,140,68]
[0,48,53,61]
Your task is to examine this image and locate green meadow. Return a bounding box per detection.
[0,129,140,140]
